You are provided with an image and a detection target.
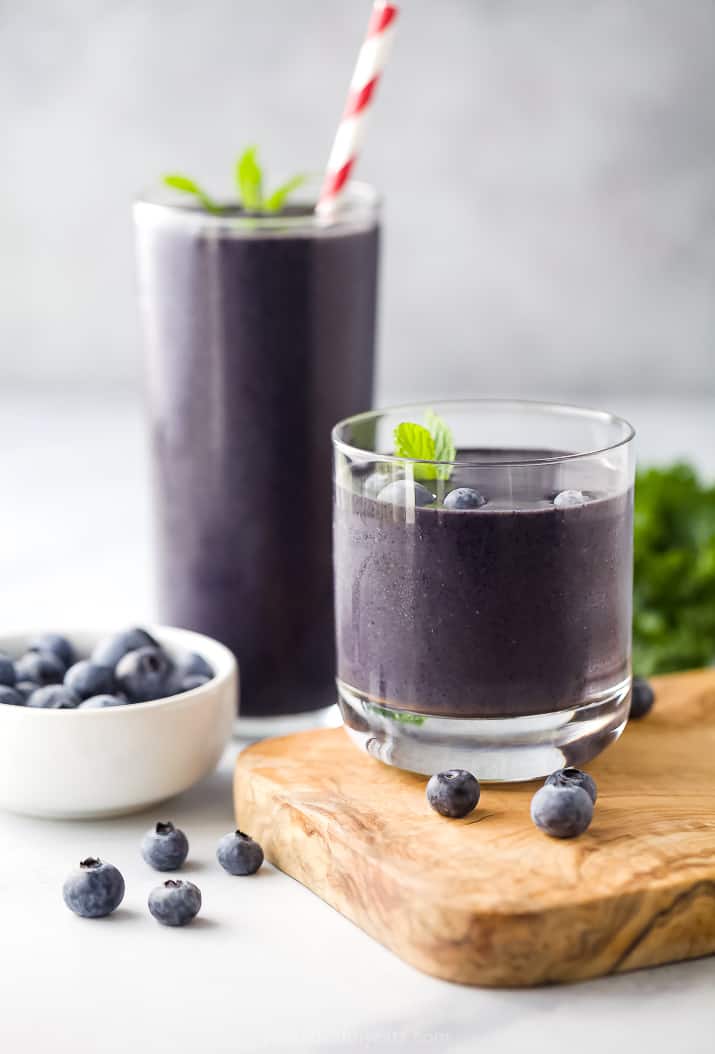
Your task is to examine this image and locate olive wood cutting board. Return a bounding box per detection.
[233,670,715,986]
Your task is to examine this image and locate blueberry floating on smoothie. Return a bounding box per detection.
[530,783,593,838]
[553,489,586,508]
[444,487,486,510]
[148,880,202,927]
[216,830,264,875]
[377,480,435,507]
[545,767,597,804]
[630,677,655,719]
[15,649,65,686]
[142,821,190,872]
[64,659,114,701]
[0,685,25,707]
[27,685,79,709]
[63,857,125,918]
[426,770,480,818]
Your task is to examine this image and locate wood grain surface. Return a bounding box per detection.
[234,670,715,986]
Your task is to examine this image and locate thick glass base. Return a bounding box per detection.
[337,678,631,781]
[234,703,341,742]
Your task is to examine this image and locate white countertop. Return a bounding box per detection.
[1,390,714,1054]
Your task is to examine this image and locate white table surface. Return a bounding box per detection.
[1,389,714,1054]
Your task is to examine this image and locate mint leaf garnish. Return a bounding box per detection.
[264,174,307,213]
[163,174,222,214]
[236,146,263,211]
[393,412,455,481]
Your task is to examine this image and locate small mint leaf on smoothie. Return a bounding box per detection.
[425,409,456,480]
[236,146,263,211]
[264,174,307,213]
[163,174,222,214]
[393,422,437,481]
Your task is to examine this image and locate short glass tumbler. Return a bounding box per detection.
[332,400,635,780]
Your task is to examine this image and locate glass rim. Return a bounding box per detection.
[133,177,380,232]
[332,398,636,469]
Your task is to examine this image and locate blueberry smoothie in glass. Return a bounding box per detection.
[332,401,635,779]
[135,176,379,728]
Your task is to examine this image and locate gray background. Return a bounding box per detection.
[1,0,713,402]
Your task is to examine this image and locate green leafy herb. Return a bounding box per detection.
[366,703,426,726]
[235,146,263,211]
[162,174,222,214]
[393,410,455,481]
[633,462,715,675]
[162,147,306,215]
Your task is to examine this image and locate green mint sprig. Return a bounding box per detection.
[393,410,456,481]
[163,146,306,215]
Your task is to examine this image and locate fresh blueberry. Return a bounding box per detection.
[28,633,76,670]
[27,685,79,709]
[0,652,16,687]
[14,650,65,686]
[169,674,210,696]
[115,646,172,703]
[426,769,480,818]
[443,487,486,510]
[630,677,655,719]
[531,784,593,838]
[14,681,38,701]
[64,660,114,701]
[177,651,214,681]
[545,767,597,804]
[79,694,127,709]
[148,880,202,926]
[377,480,435,507]
[553,489,586,508]
[216,830,264,876]
[142,821,189,872]
[91,627,159,669]
[0,685,25,706]
[364,470,395,499]
[63,857,125,918]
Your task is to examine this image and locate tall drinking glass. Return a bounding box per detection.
[135,182,380,733]
[333,400,635,780]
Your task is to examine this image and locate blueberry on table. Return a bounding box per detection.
[545,767,597,805]
[115,646,172,703]
[91,627,159,669]
[216,830,264,875]
[142,821,189,872]
[530,784,593,838]
[377,480,435,507]
[630,677,655,719]
[28,633,76,670]
[148,880,202,926]
[426,769,480,818]
[15,650,65,686]
[79,694,126,709]
[553,489,586,508]
[0,652,16,687]
[0,685,26,707]
[27,685,79,709]
[64,660,114,701]
[443,487,486,510]
[63,858,125,918]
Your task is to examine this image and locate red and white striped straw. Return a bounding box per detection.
[316,1,399,217]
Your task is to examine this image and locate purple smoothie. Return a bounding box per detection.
[334,453,633,719]
[136,196,379,717]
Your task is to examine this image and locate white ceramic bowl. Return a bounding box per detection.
[0,626,237,819]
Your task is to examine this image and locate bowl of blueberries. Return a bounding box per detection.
[0,625,237,819]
